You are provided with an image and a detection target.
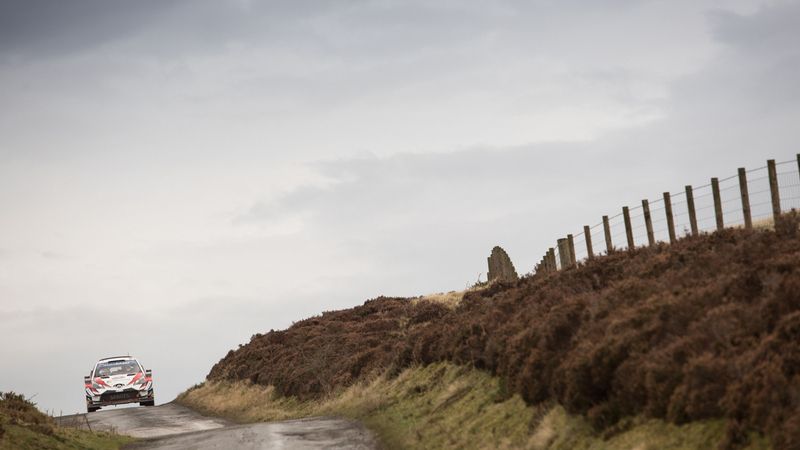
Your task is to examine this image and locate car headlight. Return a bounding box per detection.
[92,380,104,391]
[134,375,147,387]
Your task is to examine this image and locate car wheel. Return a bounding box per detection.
[87,406,99,413]
[140,401,155,406]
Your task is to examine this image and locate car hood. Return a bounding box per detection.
[97,374,140,388]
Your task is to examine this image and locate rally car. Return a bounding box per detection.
[84,356,154,412]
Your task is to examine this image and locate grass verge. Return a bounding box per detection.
[0,391,135,450]
[176,362,772,450]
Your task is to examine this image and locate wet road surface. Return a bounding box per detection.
[55,403,382,449]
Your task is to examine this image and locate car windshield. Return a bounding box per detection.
[94,362,140,377]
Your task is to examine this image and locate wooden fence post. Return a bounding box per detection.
[712,177,724,230]
[557,238,570,269]
[584,225,594,260]
[663,192,676,243]
[603,215,612,252]
[738,168,752,229]
[548,248,556,271]
[686,185,699,235]
[567,234,576,267]
[623,206,634,249]
[768,159,781,223]
[797,154,800,183]
[642,199,655,245]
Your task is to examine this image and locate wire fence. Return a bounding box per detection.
[536,157,800,275]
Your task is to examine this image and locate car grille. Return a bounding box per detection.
[100,390,139,403]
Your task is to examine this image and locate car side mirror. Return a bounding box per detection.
[145,369,152,377]
[84,376,90,383]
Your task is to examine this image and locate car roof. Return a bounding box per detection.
[96,356,138,363]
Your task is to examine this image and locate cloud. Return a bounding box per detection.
[699,3,800,116]
[606,1,800,180]
[0,0,728,167]
[710,3,800,56]
[0,0,184,58]
[41,251,73,260]
[232,141,693,294]
[237,145,586,227]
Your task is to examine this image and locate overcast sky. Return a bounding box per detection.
[2,0,799,415]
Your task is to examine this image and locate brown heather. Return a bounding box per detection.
[208,212,800,450]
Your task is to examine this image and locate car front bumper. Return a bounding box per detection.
[86,387,154,407]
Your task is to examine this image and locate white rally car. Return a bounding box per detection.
[84,356,154,413]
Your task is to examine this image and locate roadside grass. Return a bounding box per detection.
[0,391,134,450]
[0,425,134,450]
[176,362,773,450]
[175,381,316,423]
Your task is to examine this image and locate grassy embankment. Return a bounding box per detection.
[177,215,800,449]
[0,392,134,450]
[177,362,771,450]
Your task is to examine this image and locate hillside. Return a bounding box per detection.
[199,213,800,450]
[0,392,133,449]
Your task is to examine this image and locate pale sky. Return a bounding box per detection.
[1,0,799,415]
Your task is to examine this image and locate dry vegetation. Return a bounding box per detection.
[178,362,772,450]
[204,212,800,450]
[414,291,466,309]
[414,278,498,309]
[0,391,133,449]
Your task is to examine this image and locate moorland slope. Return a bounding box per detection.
[203,214,800,449]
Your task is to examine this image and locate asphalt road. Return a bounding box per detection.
[55,403,382,449]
